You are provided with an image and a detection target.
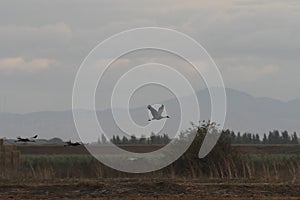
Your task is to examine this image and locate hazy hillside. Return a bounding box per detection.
[0,88,300,141]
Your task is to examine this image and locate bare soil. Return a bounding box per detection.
[0,180,299,200]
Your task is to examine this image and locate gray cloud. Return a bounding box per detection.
[0,0,299,113]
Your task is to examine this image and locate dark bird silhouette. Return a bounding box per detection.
[64,140,81,147]
[32,134,38,139]
[15,134,38,143]
[147,104,170,121]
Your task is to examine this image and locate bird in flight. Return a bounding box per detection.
[64,140,81,147]
[15,134,38,143]
[147,104,170,121]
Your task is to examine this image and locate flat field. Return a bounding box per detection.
[15,144,300,155]
[0,144,299,199]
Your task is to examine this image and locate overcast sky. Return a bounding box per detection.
[0,0,299,113]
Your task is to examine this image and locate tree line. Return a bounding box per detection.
[99,133,171,145]
[223,129,299,144]
[99,129,299,145]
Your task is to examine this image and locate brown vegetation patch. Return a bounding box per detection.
[0,180,299,200]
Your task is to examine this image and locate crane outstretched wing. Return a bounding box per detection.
[147,105,158,118]
[32,135,38,139]
[157,104,164,116]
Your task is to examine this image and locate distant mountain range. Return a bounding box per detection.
[0,88,300,141]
